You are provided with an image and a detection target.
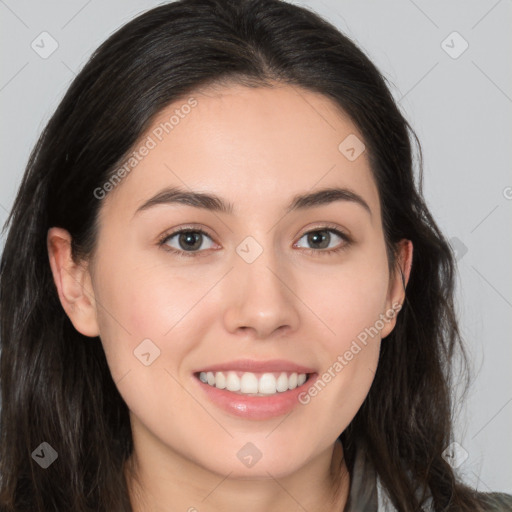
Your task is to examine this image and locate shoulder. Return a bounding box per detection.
[477,491,512,511]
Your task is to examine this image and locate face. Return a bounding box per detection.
[51,83,410,480]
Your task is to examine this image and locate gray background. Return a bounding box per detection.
[1,0,511,494]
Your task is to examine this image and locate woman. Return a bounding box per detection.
[0,0,510,510]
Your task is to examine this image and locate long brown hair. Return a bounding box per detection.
[0,0,497,509]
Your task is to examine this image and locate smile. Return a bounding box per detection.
[196,371,310,396]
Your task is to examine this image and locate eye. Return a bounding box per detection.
[294,227,351,255]
[158,225,352,259]
[158,228,216,257]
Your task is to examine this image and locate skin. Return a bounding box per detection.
[47,83,413,512]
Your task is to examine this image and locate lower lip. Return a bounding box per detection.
[194,373,318,420]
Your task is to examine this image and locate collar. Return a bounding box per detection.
[343,441,434,511]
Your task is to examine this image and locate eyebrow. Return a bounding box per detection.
[133,186,372,218]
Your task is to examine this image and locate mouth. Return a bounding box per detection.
[193,370,314,397]
[191,358,318,420]
[192,360,319,420]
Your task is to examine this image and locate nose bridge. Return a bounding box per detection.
[222,232,300,338]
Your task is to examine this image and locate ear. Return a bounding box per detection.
[47,227,100,337]
[380,239,413,339]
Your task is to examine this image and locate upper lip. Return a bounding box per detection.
[194,359,316,374]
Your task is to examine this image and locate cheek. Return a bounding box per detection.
[295,253,388,423]
[93,256,213,372]
[303,258,389,351]
[300,273,384,436]
[92,262,205,419]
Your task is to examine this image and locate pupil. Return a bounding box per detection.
[309,230,329,249]
[180,232,201,251]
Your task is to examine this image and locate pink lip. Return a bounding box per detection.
[193,369,319,421]
[194,358,316,374]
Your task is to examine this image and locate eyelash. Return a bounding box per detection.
[157,224,352,259]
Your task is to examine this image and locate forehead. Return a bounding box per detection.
[99,83,379,222]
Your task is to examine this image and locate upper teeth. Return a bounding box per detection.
[198,371,308,395]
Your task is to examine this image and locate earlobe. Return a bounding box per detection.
[47,227,100,338]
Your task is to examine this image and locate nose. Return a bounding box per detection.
[222,242,301,340]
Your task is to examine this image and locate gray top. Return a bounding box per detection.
[343,443,512,511]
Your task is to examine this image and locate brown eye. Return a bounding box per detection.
[294,228,351,254]
[159,229,216,257]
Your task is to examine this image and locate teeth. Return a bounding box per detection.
[198,371,309,395]
[226,371,240,392]
[215,371,226,389]
[241,372,259,393]
[258,373,276,394]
